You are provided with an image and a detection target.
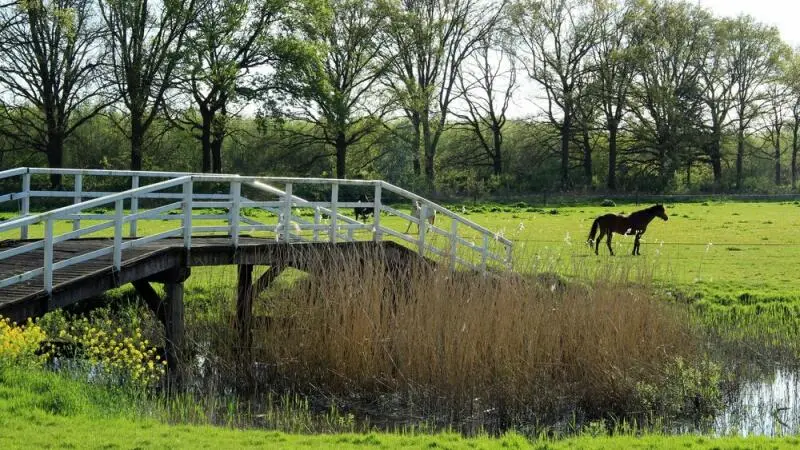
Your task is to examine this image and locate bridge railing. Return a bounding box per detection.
[0,168,513,293]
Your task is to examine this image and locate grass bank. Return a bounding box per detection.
[2,366,800,449]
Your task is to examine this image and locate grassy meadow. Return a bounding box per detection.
[3,199,800,444]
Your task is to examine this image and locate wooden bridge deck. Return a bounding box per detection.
[0,236,411,323]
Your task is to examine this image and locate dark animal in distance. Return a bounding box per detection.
[353,194,373,222]
[587,204,668,256]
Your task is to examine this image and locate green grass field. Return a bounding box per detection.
[2,366,799,450]
[4,200,799,321]
[464,201,800,299]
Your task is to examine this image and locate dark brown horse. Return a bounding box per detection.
[587,204,668,256]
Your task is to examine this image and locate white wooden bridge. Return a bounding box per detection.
[0,168,512,376]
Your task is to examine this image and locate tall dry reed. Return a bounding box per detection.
[238,246,703,428]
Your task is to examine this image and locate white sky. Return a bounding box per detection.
[699,0,800,47]
[505,0,800,119]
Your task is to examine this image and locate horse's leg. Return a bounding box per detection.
[633,233,640,255]
[595,229,604,255]
[606,232,614,256]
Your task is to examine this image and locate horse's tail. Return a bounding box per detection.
[588,218,600,245]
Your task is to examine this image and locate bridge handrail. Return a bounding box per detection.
[0,169,513,294]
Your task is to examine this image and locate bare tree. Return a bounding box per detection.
[786,51,800,189]
[758,82,790,186]
[592,0,634,191]
[173,0,304,173]
[697,17,737,189]
[382,0,506,188]
[0,0,109,187]
[280,0,391,179]
[626,0,712,189]
[727,15,785,190]
[510,0,601,190]
[98,0,196,171]
[454,35,517,176]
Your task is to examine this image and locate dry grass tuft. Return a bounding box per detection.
[205,246,708,430]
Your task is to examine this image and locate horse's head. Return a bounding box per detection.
[653,204,668,221]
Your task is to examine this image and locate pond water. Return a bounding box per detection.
[716,369,800,436]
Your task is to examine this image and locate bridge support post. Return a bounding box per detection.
[164,270,188,387]
[236,264,254,357]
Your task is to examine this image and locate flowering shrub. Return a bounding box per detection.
[56,317,166,386]
[0,316,47,368]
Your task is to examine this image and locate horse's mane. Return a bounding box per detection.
[627,204,661,219]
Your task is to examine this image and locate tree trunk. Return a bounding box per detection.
[335,132,347,179]
[422,113,435,188]
[211,136,223,174]
[582,126,592,187]
[200,111,213,173]
[775,142,782,186]
[45,138,64,188]
[793,121,799,190]
[492,126,502,176]
[607,126,617,191]
[131,113,144,171]
[211,107,227,173]
[560,117,571,190]
[736,128,745,190]
[710,140,722,191]
[410,114,421,176]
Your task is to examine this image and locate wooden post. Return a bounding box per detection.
[73,174,82,232]
[450,219,458,269]
[113,199,123,271]
[236,264,254,355]
[164,277,186,386]
[330,184,338,243]
[373,183,382,242]
[130,175,139,237]
[21,172,30,240]
[229,181,241,247]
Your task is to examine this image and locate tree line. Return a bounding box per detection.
[0,0,798,194]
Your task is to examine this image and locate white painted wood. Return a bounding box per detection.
[113,199,123,270]
[481,234,489,272]
[0,267,45,289]
[44,219,53,292]
[182,180,193,249]
[418,204,427,256]
[229,181,241,247]
[450,220,458,269]
[53,221,115,244]
[372,184,382,242]
[73,174,82,232]
[330,184,338,244]
[282,183,292,243]
[21,173,30,240]
[0,169,513,293]
[0,240,45,260]
[130,175,139,237]
[0,167,28,180]
[313,207,321,242]
[120,229,182,249]
[53,246,114,271]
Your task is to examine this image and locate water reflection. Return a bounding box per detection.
[717,370,800,436]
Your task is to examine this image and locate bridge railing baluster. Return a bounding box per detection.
[113,199,123,270]
[330,183,338,244]
[44,219,53,293]
[229,181,241,247]
[73,174,82,232]
[282,183,292,243]
[182,179,193,249]
[130,175,139,238]
[21,172,30,240]
[372,183,382,242]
